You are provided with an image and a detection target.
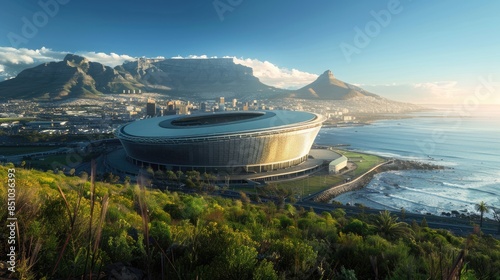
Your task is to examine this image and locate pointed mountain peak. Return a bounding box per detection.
[318,70,336,81]
[314,70,340,86]
[291,69,379,100]
[64,54,88,65]
[320,69,335,79]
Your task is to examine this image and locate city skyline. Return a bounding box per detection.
[1,0,499,104]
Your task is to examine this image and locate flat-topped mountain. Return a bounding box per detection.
[290,70,379,100]
[116,58,272,94]
[0,55,277,100]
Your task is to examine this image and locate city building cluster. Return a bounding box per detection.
[0,93,366,141]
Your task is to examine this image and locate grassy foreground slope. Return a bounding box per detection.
[0,165,499,279]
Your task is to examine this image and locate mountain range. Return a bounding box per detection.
[0,54,391,103]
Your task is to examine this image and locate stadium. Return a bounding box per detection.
[115,110,326,174]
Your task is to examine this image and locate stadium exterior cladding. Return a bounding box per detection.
[116,111,325,173]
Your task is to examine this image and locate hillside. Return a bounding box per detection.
[291,70,380,100]
[1,165,499,279]
[0,54,141,100]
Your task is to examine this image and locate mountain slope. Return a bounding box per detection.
[0,54,142,100]
[115,58,276,95]
[0,55,279,100]
[291,70,379,100]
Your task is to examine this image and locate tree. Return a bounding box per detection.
[79,171,89,181]
[124,176,131,185]
[475,201,489,228]
[337,266,357,280]
[492,208,500,234]
[186,170,200,183]
[145,166,154,178]
[175,170,184,184]
[373,210,413,240]
[154,169,165,179]
[202,172,217,186]
[166,170,177,182]
[420,217,428,228]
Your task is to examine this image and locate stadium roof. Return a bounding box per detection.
[120,111,323,138]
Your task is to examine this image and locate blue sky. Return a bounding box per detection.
[1,0,499,104]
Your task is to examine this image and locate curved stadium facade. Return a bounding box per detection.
[116,111,325,173]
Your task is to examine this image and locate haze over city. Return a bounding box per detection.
[1,0,499,104]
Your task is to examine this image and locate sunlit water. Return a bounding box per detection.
[316,105,500,216]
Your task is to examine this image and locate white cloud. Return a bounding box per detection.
[187,54,208,59]
[0,47,140,80]
[232,57,318,89]
[0,47,136,68]
[171,54,220,59]
[0,46,65,65]
[165,55,318,89]
[75,51,135,67]
[413,81,460,99]
[0,47,65,80]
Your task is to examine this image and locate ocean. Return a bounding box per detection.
[315,105,500,217]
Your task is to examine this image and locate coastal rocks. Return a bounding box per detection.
[313,159,445,203]
[383,159,445,171]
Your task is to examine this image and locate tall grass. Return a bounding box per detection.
[50,159,109,279]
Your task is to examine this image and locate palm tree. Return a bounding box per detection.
[475,201,489,228]
[373,210,413,240]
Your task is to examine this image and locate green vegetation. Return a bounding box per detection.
[273,175,344,196]
[1,165,499,279]
[336,149,385,175]
[22,154,90,172]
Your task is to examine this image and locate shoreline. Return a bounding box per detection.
[312,114,500,222]
[311,156,495,221]
[312,159,446,203]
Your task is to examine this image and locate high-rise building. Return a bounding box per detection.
[232,98,237,107]
[218,97,225,105]
[146,99,156,117]
[166,100,175,112]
